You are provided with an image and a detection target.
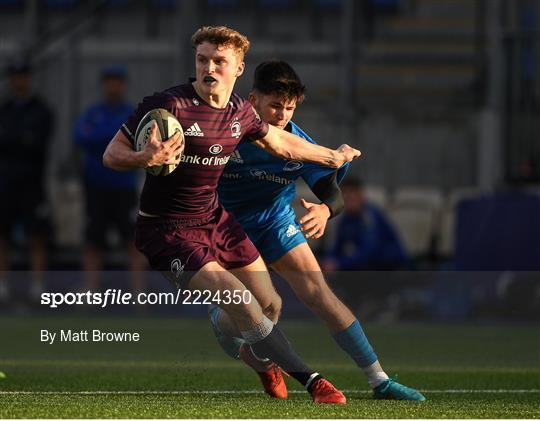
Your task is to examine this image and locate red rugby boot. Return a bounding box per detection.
[309,378,347,404]
[239,343,288,399]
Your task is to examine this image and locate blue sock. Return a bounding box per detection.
[332,319,378,368]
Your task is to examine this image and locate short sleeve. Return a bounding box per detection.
[242,104,269,142]
[302,162,349,190]
[120,92,179,147]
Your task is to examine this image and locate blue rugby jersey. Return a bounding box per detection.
[218,121,348,229]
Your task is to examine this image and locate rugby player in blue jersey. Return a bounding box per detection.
[210,60,425,401]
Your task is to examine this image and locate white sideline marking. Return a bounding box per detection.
[0,389,539,395]
[2,360,539,374]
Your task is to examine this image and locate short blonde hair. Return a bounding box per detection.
[191,26,250,59]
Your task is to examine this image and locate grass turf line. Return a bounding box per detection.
[0,316,539,418]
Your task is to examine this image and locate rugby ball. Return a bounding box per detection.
[134,108,184,176]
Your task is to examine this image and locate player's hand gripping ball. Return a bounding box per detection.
[135,108,184,176]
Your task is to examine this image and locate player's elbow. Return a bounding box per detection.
[102,145,123,170]
[102,148,114,169]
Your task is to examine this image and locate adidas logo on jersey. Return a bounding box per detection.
[285,224,300,238]
[230,150,244,163]
[185,122,204,137]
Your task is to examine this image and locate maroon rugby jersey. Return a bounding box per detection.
[120,82,269,218]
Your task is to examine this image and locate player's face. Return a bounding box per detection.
[195,42,244,99]
[250,93,297,130]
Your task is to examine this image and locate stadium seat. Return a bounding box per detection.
[394,186,443,209]
[388,187,443,257]
[387,205,435,257]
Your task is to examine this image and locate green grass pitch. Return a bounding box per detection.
[0,315,539,418]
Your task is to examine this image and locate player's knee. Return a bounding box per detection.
[263,294,282,323]
[300,277,329,309]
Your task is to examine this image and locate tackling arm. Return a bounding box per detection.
[311,172,345,219]
[252,125,360,168]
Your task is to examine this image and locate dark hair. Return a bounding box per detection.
[253,60,305,103]
[341,177,364,190]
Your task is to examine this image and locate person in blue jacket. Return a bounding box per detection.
[74,66,145,292]
[323,177,410,271]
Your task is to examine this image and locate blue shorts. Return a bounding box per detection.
[243,213,307,265]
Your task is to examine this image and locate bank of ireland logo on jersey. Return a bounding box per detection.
[170,258,185,280]
[284,161,304,172]
[285,224,300,238]
[230,118,241,139]
[209,144,223,155]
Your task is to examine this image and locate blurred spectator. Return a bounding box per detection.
[322,177,410,271]
[74,65,145,293]
[0,58,54,302]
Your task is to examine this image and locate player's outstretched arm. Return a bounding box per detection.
[103,123,183,171]
[252,125,361,168]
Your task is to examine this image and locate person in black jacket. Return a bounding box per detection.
[0,59,55,302]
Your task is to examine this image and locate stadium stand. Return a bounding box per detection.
[0,0,534,272]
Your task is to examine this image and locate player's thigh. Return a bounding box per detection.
[230,256,281,319]
[212,206,279,315]
[271,242,328,296]
[255,216,306,266]
[190,261,263,328]
[271,242,355,329]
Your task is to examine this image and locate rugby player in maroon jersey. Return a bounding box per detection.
[103,26,360,404]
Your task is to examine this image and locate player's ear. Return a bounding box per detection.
[235,60,245,77]
[248,91,257,106]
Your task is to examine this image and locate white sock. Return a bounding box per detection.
[363,360,389,388]
[240,315,274,344]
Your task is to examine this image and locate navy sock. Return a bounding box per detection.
[250,325,319,387]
